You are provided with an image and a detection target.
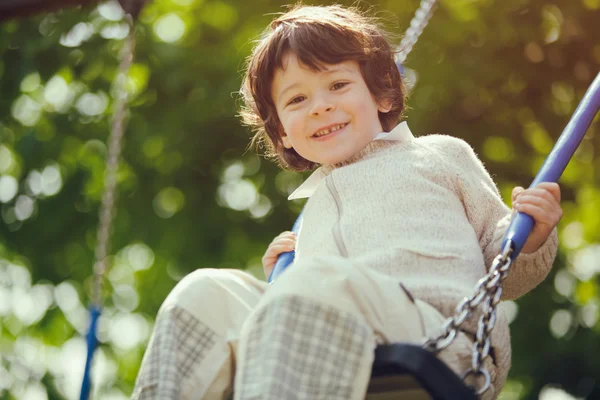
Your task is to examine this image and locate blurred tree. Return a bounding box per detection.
[0,0,599,399]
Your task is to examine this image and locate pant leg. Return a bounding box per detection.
[234,256,425,400]
[132,268,268,400]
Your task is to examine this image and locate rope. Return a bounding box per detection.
[92,15,135,308]
[79,15,135,400]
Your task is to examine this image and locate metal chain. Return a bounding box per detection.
[423,240,515,395]
[396,1,514,395]
[396,0,437,65]
[92,15,135,307]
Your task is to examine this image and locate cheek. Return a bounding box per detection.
[349,98,375,122]
[284,113,305,138]
[346,90,374,113]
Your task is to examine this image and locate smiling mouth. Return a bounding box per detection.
[312,123,348,138]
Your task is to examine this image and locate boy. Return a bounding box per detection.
[133,5,561,399]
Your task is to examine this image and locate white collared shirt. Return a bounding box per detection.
[288,121,414,200]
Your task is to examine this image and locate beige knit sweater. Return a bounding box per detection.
[292,128,558,393]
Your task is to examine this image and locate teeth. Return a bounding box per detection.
[314,124,346,137]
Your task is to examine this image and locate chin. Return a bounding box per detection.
[321,155,351,166]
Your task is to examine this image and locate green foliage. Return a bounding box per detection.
[0,0,599,399]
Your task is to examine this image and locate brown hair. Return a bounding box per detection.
[240,4,406,171]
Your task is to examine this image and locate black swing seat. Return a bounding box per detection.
[366,343,478,400]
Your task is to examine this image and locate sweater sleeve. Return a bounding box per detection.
[434,135,558,300]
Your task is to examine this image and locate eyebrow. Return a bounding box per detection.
[278,82,301,102]
[277,66,354,103]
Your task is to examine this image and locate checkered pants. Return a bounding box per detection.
[132,257,497,400]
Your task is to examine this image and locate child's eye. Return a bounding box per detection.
[331,81,349,90]
[287,96,305,106]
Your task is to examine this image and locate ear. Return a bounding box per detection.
[378,98,393,113]
[281,134,293,149]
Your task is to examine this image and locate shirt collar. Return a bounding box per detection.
[288,122,414,200]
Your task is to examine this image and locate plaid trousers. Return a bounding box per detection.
[132,257,497,400]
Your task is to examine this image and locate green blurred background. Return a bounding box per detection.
[0,0,599,399]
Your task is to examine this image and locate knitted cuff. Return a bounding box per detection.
[514,227,559,266]
[494,214,559,300]
[494,213,559,265]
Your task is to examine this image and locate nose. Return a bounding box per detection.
[310,96,336,116]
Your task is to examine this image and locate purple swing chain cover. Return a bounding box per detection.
[502,71,600,257]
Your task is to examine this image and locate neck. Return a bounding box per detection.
[323,140,398,172]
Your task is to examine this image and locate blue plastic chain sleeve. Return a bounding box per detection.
[268,211,304,283]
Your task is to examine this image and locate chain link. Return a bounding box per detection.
[92,16,135,307]
[423,240,514,395]
[395,0,437,65]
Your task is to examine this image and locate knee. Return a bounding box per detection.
[264,257,354,304]
[275,255,350,284]
[161,268,240,310]
[269,260,318,293]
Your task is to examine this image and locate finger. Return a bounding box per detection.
[514,194,554,210]
[270,233,295,245]
[513,201,561,225]
[262,258,275,271]
[534,182,561,203]
[265,243,296,257]
[262,247,294,270]
[274,231,296,241]
[514,196,560,223]
[513,202,546,221]
[281,232,297,240]
[512,186,524,203]
[272,238,296,248]
[519,187,561,208]
[544,182,561,203]
[263,263,275,277]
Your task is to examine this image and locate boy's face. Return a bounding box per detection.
[271,53,390,166]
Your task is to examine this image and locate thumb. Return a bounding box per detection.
[512,186,524,203]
